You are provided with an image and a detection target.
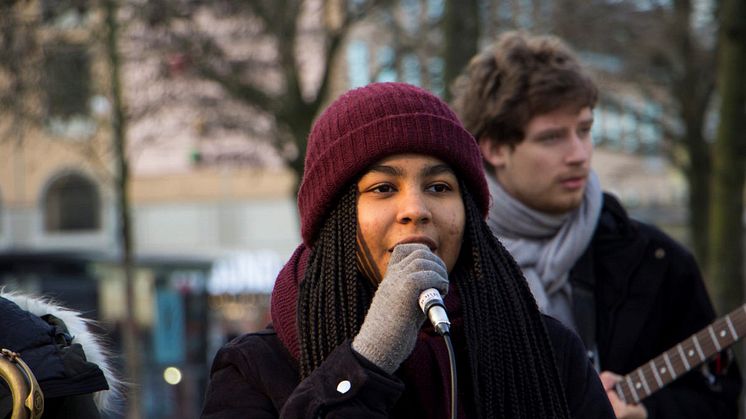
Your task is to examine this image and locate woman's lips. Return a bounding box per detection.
[391,236,437,252]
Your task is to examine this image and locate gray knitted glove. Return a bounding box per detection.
[352,243,449,374]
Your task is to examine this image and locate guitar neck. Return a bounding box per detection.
[615,303,746,404]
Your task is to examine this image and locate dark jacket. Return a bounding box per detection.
[201,316,614,419]
[0,296,111,419]
[569,193,742,418]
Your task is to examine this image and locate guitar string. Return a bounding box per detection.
[618,308,746,402]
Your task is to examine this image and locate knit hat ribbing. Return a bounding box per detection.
[298,82,489,246]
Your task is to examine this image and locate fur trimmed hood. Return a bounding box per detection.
[0,290,122,413]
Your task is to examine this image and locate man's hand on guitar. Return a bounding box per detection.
[600,371,648,419]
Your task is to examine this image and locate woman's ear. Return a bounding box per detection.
[478,136,508,168]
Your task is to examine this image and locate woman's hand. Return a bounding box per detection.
[352,243,448,374]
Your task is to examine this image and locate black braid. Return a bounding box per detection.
[298,185,373,378]
[457,182,570,418]
[297,181,571,418]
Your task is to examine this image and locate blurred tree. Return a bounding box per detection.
[442,0,479,102]
[665,0,717,270]
[0,2,38,136]
[0,1,42,209]
[382,0,444,92]
[708,0,746,312]
[138,0,392,188]
[103,0,140,417]
[645,0,716,270]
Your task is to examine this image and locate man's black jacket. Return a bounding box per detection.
[570,193,742,418]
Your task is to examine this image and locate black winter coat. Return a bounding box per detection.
[201,316,614,419]
[0,296,108,419]
[569,194,742,418]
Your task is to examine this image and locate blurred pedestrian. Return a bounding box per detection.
[451,30,742,419]
[0,291,120,419]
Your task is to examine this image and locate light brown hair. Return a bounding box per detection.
[451,31,598,151]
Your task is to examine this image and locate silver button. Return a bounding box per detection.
[336,380,351,394]
[655,248,666,259]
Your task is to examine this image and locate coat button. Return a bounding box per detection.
[336,380,351,394]
[654,248,666,259]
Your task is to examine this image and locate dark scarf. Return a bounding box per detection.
[270,244,470,418]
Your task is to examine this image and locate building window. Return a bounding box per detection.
[44,174,100,232]
[43,42,97,138]
[43,43,90,120]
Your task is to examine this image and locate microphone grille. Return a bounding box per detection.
[418,288,443,313]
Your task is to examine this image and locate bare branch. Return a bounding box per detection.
[196,62,278,114]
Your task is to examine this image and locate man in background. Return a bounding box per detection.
[451,30,741,418]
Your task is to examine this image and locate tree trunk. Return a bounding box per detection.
[104,1,141,417]
[685,138,711,268]
[708,0,746,313]
[442,0,479,102]
[287,118,312,196]
[679,106,711,269]
[671,0,714,270]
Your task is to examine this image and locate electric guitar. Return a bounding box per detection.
[614,303,746,404]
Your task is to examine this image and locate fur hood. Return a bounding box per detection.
[0,290,123,413]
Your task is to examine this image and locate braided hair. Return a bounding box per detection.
[297,182,570,418]
[297,184,374,376]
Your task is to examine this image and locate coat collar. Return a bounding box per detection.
[591,193,650,303]
[574,194,671,371]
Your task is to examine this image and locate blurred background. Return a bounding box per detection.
[0,0,744,417]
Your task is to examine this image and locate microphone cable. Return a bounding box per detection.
[441,331,458,419]
[420,288,458,419]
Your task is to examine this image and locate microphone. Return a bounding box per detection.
[419,288,451,335]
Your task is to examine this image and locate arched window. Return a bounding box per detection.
[44,173,100,232]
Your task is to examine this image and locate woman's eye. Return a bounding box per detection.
[427,183,452,193]
[371,184,395,193]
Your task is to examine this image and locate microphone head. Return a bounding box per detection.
[418,288,444,313]
[419,288,450,335]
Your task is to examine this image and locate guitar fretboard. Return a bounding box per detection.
[615,303,746,404]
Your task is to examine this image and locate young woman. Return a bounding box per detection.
[201,82,614,418]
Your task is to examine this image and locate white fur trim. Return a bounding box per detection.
[1,290,123,413]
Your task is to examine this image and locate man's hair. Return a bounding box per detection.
[297,182,571,418]
[451,31,598,149]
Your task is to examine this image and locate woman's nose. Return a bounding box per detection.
[397,190,431,225]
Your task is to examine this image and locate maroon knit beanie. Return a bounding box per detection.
[298,82,489,247]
